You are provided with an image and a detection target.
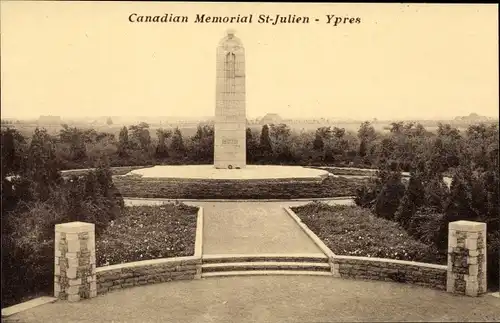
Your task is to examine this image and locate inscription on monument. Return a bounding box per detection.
[222,139,239,145]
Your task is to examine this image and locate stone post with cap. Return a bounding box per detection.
[54,221,97,302]
[446,220,487,297]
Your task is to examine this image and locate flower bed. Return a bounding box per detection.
[291,202,446,264]
[112,176,368,199]
[95,204,198,266]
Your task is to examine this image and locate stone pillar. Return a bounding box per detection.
[55,222,97,302]
[447,220,487,297]
[214,29,247,169]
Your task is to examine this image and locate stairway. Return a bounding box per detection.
[201,253,332,278]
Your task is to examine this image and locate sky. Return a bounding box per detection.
[1,2,498,120]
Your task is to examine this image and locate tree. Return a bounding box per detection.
[358,121,376,142]
[155,128,171,159]
[357,122,376,165]
[373,168,406,220]
[190,124,214,163]
[106,117,113,125]
[259,125,273,157]
[93,161,123,226]
[246,127,259,163]
[59,125,87,163]
[170,127,186,157]
[25,128,62,202]
[129,122,151,152]
[358,135,367,156]
[118,126,129,157]
[313,126,332,153]
[1,128,26,214]
[423,175,449,212]
[376,137,395,166]
[389,122,404,134]
[482,169,499,233]
[269,124,293,163]
[354,176,379,208]
[86,133,118,166]
[394,171,425,229]
[444,166,481,223]
[1,128,25,176]
[464,123,498,171]
[312,133,324,151]
[331,127,348,160]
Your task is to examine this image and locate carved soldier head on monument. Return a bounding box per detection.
[219,29,244,54]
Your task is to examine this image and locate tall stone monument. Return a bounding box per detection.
[214,29,246,169]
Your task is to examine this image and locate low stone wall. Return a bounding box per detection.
[96,256,201,295]
[332,256,447,290]
[113,176,366,199]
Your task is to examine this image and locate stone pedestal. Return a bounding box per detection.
[447,220,487,297]
[54,222,97,302]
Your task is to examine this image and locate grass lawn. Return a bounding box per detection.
[96,203,198,266]
[292,202,446,265]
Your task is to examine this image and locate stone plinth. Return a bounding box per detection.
[214,30,246,169]
[447,220,487,297]
[54,221,96,302]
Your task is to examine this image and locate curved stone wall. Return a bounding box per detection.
[96,256,201,295]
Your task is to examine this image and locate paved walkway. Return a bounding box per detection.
[5,276,499,323]
[192,201,322,254]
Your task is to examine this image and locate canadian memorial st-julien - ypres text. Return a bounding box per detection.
[128,13,362,26]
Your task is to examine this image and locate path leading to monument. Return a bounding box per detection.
[5,276,499,323]
[193,201,322,255]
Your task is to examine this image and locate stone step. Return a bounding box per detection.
[202,253,329,264]
[202,261,330,273]
[202,270,333,278]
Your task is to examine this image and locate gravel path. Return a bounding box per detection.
[5,276,499,323]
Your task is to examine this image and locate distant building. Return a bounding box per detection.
[259,113,283,125]
[454,113,492,123]
[38,115,62,125]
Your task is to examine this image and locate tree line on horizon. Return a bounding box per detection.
[3,120,497,171]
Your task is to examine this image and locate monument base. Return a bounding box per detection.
[114,165,350,199]
[125,165,330,181]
